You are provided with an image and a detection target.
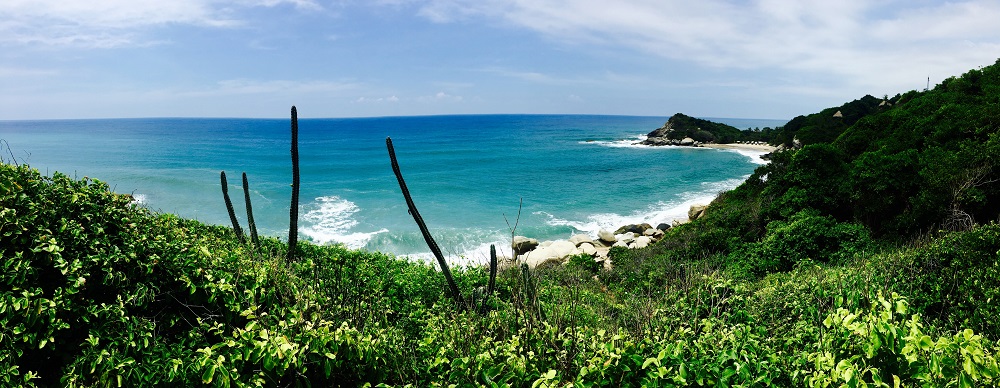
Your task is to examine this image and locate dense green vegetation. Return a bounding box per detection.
[3,59,999,386]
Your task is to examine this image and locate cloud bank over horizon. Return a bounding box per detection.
[2,0,998,120]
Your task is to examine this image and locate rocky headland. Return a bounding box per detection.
[639,112,777,151]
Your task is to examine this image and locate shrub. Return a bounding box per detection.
[731,210,872,276]
[868,223,1000,338]
[805,292,1000,387]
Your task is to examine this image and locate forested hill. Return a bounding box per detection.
[667,58,1000,277]
[770,94,884,146]
[647,112,744,143]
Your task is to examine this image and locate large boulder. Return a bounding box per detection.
[688,204,708,221]
[680,137,695,146]
[616,232,636,244]
[630,236,652,249]
[523,240,578,269]
[579,242,597,256]
[512,236,539,255]
[569,234,594,247]
[598,229,616,245]
[656,223,671,231]
[645,137,671,146]
[614,223,653,235]
[595,247,610,259]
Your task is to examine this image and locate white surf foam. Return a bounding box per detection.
[130,193,148,205]
[583,134,773,166]
[393,230,515,269]
[580,135,652,149]
[723,149,770,165]
[541,175,751,237]
[300,196,387,249]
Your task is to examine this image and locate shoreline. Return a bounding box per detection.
[699,142,777,152]
[503,139,777,269]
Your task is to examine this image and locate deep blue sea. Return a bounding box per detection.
[0,114,785,265]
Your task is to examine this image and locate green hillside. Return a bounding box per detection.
[2,59,1000,386]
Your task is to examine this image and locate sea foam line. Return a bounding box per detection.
[722,148,770,165]
[300,195,387,249]
[541,175,751,238]
[583,134,773,166]
[580,135,650,149]
[130,193,148,205]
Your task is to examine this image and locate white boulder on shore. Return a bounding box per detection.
[512,236,539,255]
[522,240,578,268]
[598,229,616,244]
[688,204,708,221]
[569,234,594,247]
[630,236,652,249]
[510,204,712,269]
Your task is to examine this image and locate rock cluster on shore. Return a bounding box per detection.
[640,135,702,147]
[639,117,704,146]
[510,204,708,270]
[640,129,773,148]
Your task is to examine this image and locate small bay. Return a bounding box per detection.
[0,114,785,265]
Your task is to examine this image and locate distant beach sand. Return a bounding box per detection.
[701,143,777,152]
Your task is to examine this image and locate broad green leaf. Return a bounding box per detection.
[202,364,216,384]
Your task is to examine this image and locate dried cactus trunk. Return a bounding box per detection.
[287,106,300,262]
[220,171,246,243]
[242,172,260,247]
[480,244,498,314]
[386,137,465,309]
[520,263,544,321]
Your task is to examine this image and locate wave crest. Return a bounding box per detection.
[301,196,387,249]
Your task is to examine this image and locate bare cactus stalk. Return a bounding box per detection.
[520,263,544,321]
[520,263,534,304]
[242,172,260,247]
[386,137,465,309]
[287,106,300,262]
[220,171,246,243]
[480,244,498,314]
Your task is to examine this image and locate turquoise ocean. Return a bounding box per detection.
[0,115,785,265]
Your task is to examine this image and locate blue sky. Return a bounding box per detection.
[2,0,999,120]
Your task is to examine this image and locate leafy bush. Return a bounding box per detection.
[4,161,1000,385]
[730,211,872,276]
[867,223,1000,338]
[805,292,1000,387]
[565,253,601,274]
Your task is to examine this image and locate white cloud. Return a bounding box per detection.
[251,0,322,11]
[354,95,400,103]
[479,66,589,85]
[416,0,507,22]
[206,79,357,95]
[410,0,1000,95]
[0,0,321,48]
[418,91,463,102]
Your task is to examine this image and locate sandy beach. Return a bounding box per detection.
[700,142,777,152]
